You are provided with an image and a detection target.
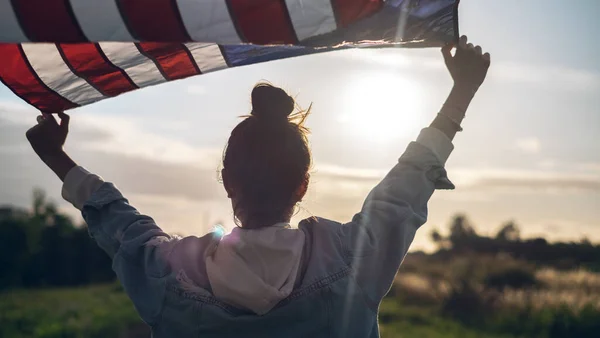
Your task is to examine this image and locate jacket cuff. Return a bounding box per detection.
[61,166,105,210]
[416,127,454,165]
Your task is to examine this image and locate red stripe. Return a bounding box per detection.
[227,0,297,44]
[117,0,190,41]
[0,44,77,112]
[59,44,138,97]
[137,43,200,81]
[330,0,383,28]
[11,0,86,42]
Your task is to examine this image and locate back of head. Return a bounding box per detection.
[222,83,312,229]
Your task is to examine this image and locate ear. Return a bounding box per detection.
[222,168,234,198]
[295,174,309,202]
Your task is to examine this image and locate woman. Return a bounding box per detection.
[26,36,490,337]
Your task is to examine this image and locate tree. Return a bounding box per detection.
[431,229,443,243]
[449,214,477,243]
[495,221,521,241]
[0,189,115,290]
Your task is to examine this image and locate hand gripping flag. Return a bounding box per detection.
[0,0,460,112]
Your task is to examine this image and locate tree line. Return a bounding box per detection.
[430,214,600,271]
[0,189,114,290]
[1,190,599,290]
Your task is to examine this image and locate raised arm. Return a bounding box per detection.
[339,36,491,309]
[26,115,174,324]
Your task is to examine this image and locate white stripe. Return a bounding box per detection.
[176,0,241,43]
[0,1,29,42]
[21,44,105,105]
[184,43,228,73]
[69,0,134,41]
[285,0,337,41]
[98,42,166,88]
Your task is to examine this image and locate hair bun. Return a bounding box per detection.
[251,83,294,122]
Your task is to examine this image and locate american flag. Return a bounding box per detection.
[0,0,459,112]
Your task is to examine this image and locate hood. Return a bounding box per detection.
[205,224,305,315]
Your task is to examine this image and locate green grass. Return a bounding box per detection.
[3,283,598,338]
[0,284,147,338]
[378,298,514,338]
[1,284,513,338]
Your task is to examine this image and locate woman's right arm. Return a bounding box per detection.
[338,36,491,310]
[26,114,175,325]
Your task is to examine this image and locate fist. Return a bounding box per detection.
[442,35,491,91]
[26,112,70,160]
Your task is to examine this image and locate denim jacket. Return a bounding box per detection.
[63,127,454,337]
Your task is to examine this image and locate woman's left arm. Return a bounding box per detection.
[338,36,491,308]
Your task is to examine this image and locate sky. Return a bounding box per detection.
[1,0,599,251]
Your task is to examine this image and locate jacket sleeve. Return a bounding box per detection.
[62,167,176,325]
[338,127,455,309]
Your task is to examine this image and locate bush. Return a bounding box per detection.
[441,280,497,325]
[488,304,600,338]
[484,267,539,291]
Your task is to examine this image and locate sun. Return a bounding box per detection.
[338,71,424,143]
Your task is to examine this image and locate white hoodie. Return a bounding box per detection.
[205,224,305,315]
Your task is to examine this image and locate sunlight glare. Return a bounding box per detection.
[339,72,424,143]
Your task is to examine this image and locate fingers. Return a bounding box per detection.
[483,52,491,65]
[455,35,490,64]
[458,35,468,49]
[441,43,454,66]
[41,112,59,126]
[57,112,70,131]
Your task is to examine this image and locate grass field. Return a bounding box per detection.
[2,254,600,338]
[1,283,511,338]
[0,284,147,338]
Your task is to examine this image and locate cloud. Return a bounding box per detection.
[313,164,386,182]
[0,104,226,206]
[70,113,223,166]
[450,167,600,194]
[515,137,541,153]
[311,163,600,199]
[468,177,600,193]
[538,159,556,169]
[491,62,599,90]
[576,162,600,172]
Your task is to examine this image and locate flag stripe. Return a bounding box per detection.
[135,43,200,81]
[285,0,337,41]
[69,0,134,41]
[137,43,201,80]
[176,0,242,44]
[0,1,29,42]
[21,44,105,105]
[0,44,77,111]
[99,43,167,88]
[184,43,228,73]
[330,0,383,28]
[10,0,87,42]
[56,44,108,97]
[134,43,170,81]
[226,0,298,44]
[58,43,138,97]
[116,0,190,41]
[218,45,233,68]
